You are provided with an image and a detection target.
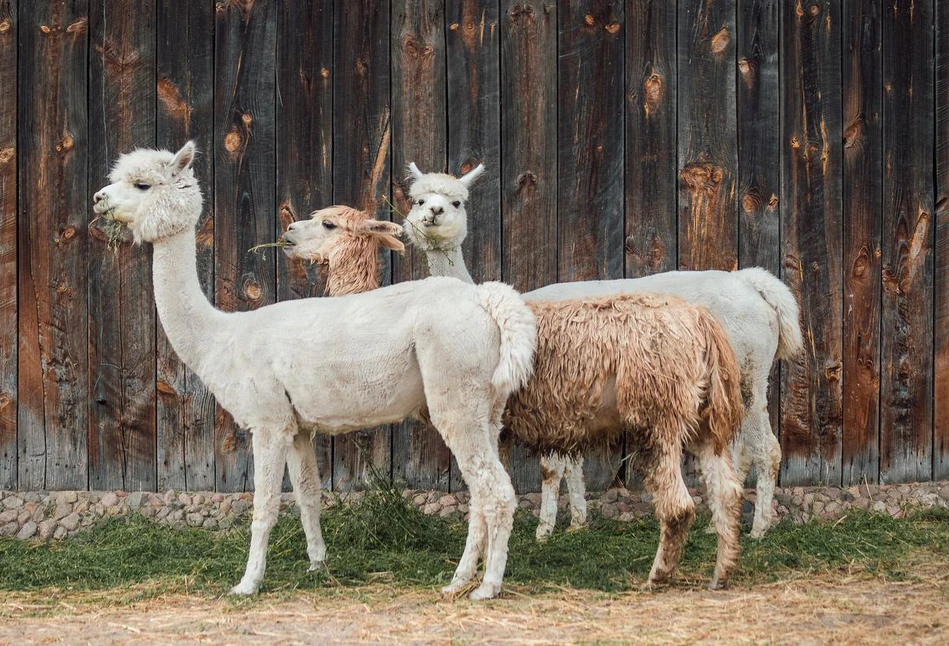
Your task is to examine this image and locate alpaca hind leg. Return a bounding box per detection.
[744,383,780,539]
[536,454,566,542]
[563,454,588,531]
[286,430,327,570]
[694,439,743,589]
[231,429,291,595]
[442,497,487,596]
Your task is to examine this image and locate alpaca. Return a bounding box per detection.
[286,205,746,590]
[92,143,537,601]
[404,163,803,540]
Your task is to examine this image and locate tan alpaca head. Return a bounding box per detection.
[281,205,404,265]
[403,162,484,251]
[93,141,202,244]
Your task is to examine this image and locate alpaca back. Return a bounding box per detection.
[503,293,743,456]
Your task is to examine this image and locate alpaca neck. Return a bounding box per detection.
[151,229,225,372]
[326,237,381,296]
[424,246,473,284]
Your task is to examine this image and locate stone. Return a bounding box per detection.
[0,522,17,536]
[438,506,457,518]
[203,518,218,529]
[601,489,619,504]
[219,501,231,515]
[187,513,204,527]
[60,513,80,531]
[100,492,119,508]
[211,493,225,503]
[17,510,31,524]
[413,494,427,506]
[872,501,887,514]
[126,492,146,509]
[600,503,618,520]
[38,519,57,540]
[232,500,251,515]
[2,496,23,509]
[178,493,192,506]
[163,490,176,504]
[16,522,37,540]
[0,509,17,524]
[141,506,156,518]
[193,494,206,506]
[422,502,440,515]
[53,526,67,540]
[440,495,457,507]
[56,491,78,505]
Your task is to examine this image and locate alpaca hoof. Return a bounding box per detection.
[229,580,259,596]
[441,580,471,597]
[534,524,554,542]
[566,522,588,534]
[308,560,326,572]
[749,522,769,540]
[469,582,500,601]
[708,578,728,591]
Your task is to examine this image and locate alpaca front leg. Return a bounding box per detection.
[286,430,327,570]
[441,498,486,596]
[231,430,290,595]
[563,454,588,531]
[536,455,566,541]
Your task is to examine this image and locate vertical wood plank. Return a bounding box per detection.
[677,0,738,271]
[333,0,391,490]
[936,0,949,480]
[446,0,500,492]
[779,0,843,486]
[840,0,882,485]
[17,0,90,491]
[625,0,677,278]
[880,0,934,483]
[87,0,157,492]
[0,0,16,489]
[214,0,277,492]
[500,0,556,493]
[390,0,450,491]
[275,0,334,491]
[156,0,216,492]
[558,0,625,491]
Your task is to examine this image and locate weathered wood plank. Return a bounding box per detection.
[779,0,843,487]
[0,0,16,489]
[332,0,391,491]
[558,0,625,491]
[936,0,949,480]
[677,0,738,272]
[156,0,216,492]
[840,0,882,485]
[446,0,500,492]
[880,0,934,483]
[390,0,450,491]
[500,0,556,494]
[214,0,277,492]
[275,0,334,491]
[625,0,677,278]
[87,0,157,492]
[17,0,90,491]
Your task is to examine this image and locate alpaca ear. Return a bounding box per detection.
[458,163,485,188]
[170,141,196,176]
[377,235,405,253]
[407,162,424,181]
[361,220,405,253]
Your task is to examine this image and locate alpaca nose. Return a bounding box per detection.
[93,191,104,204]
[430,206,444,216]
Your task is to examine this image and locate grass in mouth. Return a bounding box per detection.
[90,208,125,255]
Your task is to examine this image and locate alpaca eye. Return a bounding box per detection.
[416,199,424,206]
[451,201,461,208]
[134,183,151,191]
[322,220,336,230]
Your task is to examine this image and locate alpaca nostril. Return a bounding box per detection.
[430,206,444,216]
[93,192,103,204]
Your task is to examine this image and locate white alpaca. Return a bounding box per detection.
[404,163,803,539]
[286,205,747,590]
[92,143,537,601]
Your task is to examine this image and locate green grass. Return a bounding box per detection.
[2,480,947,597]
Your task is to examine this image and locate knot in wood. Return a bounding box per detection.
[851,247,871,279]
[741,190,760,214]
[516,171,538,189]
[0,19,10,33]
[767,194,779,211]
[710,27,730,56]
[824,362,841,382]
[321,67,331,79]
[509,3,535,22]
[807,3,821,17]
[245,280,262,301]
[62,226,76,240]
[0,395,9,411]
[843,118,864,149]
[157,381,177,397]
[584,14,595,26]
[241,112,253,127]
[0,146,14,165]
[679,162,724,193]
[643,73,664,113]
[40,25,52,34]
[224,127,243,154]
[790,135,801,149]
[604,22,620,34]
[56,134,74,153]
[449,22,460,31]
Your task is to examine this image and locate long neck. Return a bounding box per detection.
[424,246,473,284]
[151,229,224,372]
[326,236,381,296]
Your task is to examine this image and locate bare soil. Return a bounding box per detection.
[2,566,947,645]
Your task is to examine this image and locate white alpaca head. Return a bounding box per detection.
[93,141,202,244]
[404,162,484,251]
[281,205,404,264]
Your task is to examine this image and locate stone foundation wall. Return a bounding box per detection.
[2,481,948,541]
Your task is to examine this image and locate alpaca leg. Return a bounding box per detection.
[745,383,780,539]
[694,439,743,589]
[231,429,290,595]
[286,430,327,570]
[707,431,752,534]
[536,454,566,541]
[563,454,588,531]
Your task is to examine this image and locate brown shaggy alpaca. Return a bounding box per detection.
[507,293,744,587]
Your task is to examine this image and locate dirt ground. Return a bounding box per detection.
[1,569,947,646]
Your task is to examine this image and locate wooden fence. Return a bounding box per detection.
[0,0,946,493]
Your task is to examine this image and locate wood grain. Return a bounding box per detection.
[840,0,882,485]
[880,0,934,483]
[156,0,216,492]
[936,0,949,480]
[779,0,844,487]
[17,0,90,490]
[0,0,16,489]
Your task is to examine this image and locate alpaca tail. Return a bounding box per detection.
[697,309,745,454]
[476,282,537,396]
[735,267,803,361]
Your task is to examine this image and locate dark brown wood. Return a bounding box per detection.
[389,0,451,491]
[936,0,949,480]
[17,0,90,491]
[446,0,501,492]
[156,0,216,492]
[677,0,738,272]
[840,0,882,486]
[87,0,157,492]
[214,0,277,492]
[332,0,391,491]
[779,0,843,487]
[880,0,935,483]
[625,0,677,278]
[500,0,556,493]
[275,0,334,491]
[0,0,16,489]
[558,0,625,491]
